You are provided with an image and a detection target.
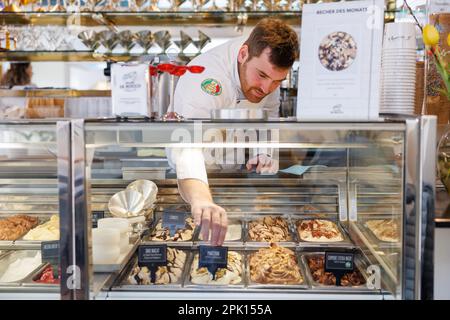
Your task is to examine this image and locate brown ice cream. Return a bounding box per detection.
[190,251,243,285]
[366,219,399,242]
[248,216,292,242]
[128,248,186,285]
[297,219,344,242]
[249,243,303,285]
[150,217,195,242]
[0,215,39,241]
[307,255,366,286]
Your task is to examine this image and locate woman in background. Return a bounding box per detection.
[0,62,33,89]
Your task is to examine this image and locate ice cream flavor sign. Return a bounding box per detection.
[138,245,168,284]
[325,252,355,286]
[198,245,228,280]
[297,0,384,121]
[42,240,59,279]
[162,210,187,237]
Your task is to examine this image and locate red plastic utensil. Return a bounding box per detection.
[149,66,158,76]
[171,69,187,76]
[188,65,205,73]
[157,63,176,73]
[170,65,188,76]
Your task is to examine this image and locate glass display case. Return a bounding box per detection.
[64,116,434,300]
[0,117,435,299]
[0,120,67,299]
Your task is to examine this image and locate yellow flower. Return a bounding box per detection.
[423,24,440,46]
[447,33,450,47]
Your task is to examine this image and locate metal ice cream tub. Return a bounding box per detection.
[0,250,43,286]
[292,216,355,249]
[245,214,298,247]
[195,218,245,247]
[112,247,189,291]
[301,252,374,291]
[183,249,246,290]
[246,247,308,289]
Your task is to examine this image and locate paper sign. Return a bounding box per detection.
[111,63,150,117]
[429,0,450,14]
[297,0,384,121]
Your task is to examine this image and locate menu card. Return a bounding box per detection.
[429,0,450,14]
[297,0,384,121]
[111,63,150,117]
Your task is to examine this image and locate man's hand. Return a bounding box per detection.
[246,154,279,174]
[191,200,227,246]
[177,178,228,246]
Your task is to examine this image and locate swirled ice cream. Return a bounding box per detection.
[128,248,186,285]
[249,243,303,285]
[297,219,344,242]
[366,219,399,242]
[248,216,291,242]
[190,251,243,285]
[23,215,59,241]
[150,217,195,242]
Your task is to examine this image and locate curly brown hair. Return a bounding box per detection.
[244,18,299,69]
[0,63,32,88]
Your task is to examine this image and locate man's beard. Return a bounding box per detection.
[239,61,266,103]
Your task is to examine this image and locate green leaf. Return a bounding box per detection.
[435,62,450,99]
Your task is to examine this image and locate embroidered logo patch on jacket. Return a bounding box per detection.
[201,78,222,96]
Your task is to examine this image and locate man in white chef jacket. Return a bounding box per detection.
[171,18,299,246]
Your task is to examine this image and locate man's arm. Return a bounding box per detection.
[178,178,227,246]
[172,64,233,246]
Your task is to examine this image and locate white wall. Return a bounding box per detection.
[435,228,450,299]
[30,62,69,87]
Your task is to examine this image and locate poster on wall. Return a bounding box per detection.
[296,0,384,121]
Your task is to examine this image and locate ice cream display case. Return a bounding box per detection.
[64,116,435,300]
[0,120,71,299]
[0,116,436,299]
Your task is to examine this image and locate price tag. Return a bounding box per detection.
[325,252,354,286]
[138,245,167,283]
[198,245,228,280]
[41,240,59,279]
[162,210,186,237]
[92,211,105,228]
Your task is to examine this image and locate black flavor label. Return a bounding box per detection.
[162,211,186,236]
[198,245,228,278]
[325,252,354,272]
[41,240,59,264]
[92,211,105,228]
[138,244,167,267]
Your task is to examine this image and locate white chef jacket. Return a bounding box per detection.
[174,36,280,118]
[169,36,281,185]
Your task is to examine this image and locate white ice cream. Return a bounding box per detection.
[23,215,59,241]
[199,223,241,241]
[0,252,42,283]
